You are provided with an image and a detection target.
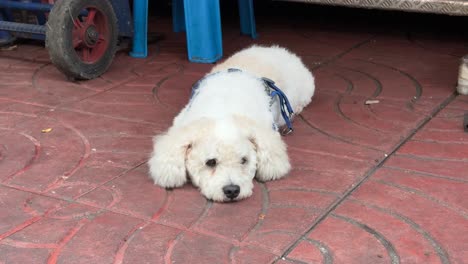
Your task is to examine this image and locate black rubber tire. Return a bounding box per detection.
[46,0,118,80]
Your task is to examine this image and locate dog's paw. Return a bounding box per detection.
[255,157,291,182]
[147,133,189,189]
[148,160,187,189]
[148,154,187,188]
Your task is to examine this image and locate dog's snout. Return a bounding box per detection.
[223,184,240,199]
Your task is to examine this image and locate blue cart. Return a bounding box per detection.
[0,0,133,80]
[0,0,257,80]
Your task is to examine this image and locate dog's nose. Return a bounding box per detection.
[223,184,240,199]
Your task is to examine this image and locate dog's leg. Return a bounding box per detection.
[148,132,190,188]
[250,126,291,182]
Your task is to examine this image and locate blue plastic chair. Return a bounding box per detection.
[129,0,148,58]
[131,0,257,63]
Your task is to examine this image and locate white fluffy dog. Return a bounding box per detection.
[148,45,315,202]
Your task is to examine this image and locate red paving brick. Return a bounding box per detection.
[1,7,467,264]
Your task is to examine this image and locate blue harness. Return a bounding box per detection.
[190,68,294,135]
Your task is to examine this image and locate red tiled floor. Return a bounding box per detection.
[1,5,467,263]
[287,95,468,263]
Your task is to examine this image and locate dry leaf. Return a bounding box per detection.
[1,45,17,51]
[41,128,53,133]
[365,100,380,105]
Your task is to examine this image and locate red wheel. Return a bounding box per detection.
[46,0,118,80]
[72,7,109,63]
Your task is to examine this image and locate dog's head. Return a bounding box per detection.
[148,116,290,202]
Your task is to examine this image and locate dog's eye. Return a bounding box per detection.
[241,157,248,164]
[206,159,217,167]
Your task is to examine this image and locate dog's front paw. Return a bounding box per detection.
[147,134,189,188]
[255,156,291,182]
[148,154,187,188]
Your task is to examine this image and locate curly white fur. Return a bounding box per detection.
[148,45,315,202]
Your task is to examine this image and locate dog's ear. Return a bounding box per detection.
[148,118,213,188]
[235,116,291,182]
[148,129,191,188]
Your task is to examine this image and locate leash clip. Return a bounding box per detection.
[281,127,293,136]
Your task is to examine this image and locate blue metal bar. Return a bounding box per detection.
[12,32,44,40]
[0,20,45,34]
[238,0,257,38]
[33,0,47,25]
[0,11,15,44]
[172,0,185,32]
[130,0,148,58]
[0,0,53,12]
[110,0,133,37]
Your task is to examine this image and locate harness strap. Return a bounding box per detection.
[262,77,294,134]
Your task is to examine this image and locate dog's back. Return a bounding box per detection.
[211,45,315,114]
